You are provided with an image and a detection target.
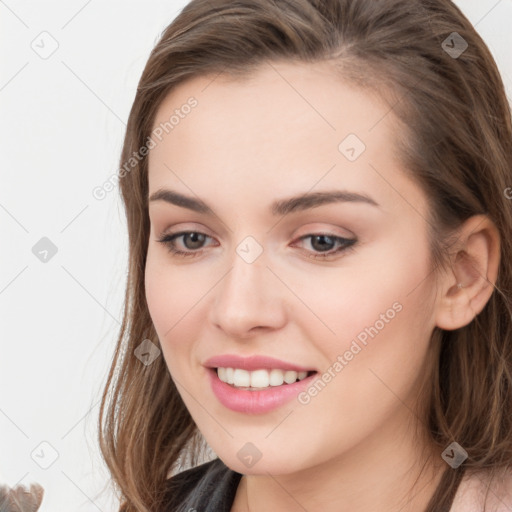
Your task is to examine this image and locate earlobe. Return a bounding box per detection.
[435,215,501,331]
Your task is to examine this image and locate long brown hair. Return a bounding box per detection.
[98,1,512,510]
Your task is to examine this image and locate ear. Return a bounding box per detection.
[435,214,501,331]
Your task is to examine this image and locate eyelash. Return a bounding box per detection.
[156,231,357,260]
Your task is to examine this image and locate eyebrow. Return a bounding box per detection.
[148,188,380,216]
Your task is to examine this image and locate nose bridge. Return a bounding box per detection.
[210,242,285,336]
[225,254,262,304]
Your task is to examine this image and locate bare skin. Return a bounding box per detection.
[145,61,500,511]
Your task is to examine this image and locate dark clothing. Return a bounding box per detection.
[163,458,242,512]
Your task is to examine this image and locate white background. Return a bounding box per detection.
[0,1,511,510]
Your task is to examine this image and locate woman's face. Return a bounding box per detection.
[145,61,439,475]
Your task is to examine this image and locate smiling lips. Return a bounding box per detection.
[204,354,318,413]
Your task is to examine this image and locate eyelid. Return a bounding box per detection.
[158,224,353,246]
[157,220,353,238]
[291,223,355,240]
[157,222,214,235]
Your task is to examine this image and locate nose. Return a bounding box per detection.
[208,249,287,339]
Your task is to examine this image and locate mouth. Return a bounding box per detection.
[207,366,318,413]
[203,354,319,412]
[214,367,317,391]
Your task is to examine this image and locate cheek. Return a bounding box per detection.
[300,239,435,415]
[144,250,216,375]
[145,253,186,353]
[145,247,204,330]
[286,235,434,361]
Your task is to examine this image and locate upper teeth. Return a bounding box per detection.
[217,367,309,388]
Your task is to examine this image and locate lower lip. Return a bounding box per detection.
[207,368,317,414]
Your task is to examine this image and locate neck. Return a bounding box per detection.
[232,416,445,512]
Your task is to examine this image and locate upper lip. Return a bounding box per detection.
[204,354,316,372]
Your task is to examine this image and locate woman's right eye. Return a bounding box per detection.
[156,231,214,258]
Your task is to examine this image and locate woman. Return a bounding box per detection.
[99,0,512,510]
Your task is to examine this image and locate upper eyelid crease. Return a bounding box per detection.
[148,188,380,216]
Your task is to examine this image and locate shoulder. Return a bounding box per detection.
[451,467,512,512]
[162,457,243,512]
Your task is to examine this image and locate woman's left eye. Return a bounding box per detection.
[156,231,357,260]
[293,234,357,259]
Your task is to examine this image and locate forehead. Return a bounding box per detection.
[147,60,424,217]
